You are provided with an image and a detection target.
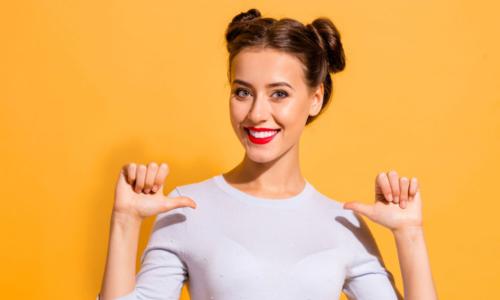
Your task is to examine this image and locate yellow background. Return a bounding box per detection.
[1,1,499,299]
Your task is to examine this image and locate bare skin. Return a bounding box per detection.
[98,47,437,299]
[99,162,197,300]
[224,47,437,299]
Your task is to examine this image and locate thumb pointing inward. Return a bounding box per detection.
[343,201,373,218]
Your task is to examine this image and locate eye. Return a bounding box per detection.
[272,90,289,99]
[234,88,251,98]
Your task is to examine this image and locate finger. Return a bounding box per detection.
[376,172,393,202]
[152,163,169,193]
[343,201,374,219]
[143,162,159,193]
[126,163,137,185]
[399,176,410,209]
[159,196,197,212]
[118,167,127,184]
[387,170,400,203]
[408,177,418,201]
[135,164,147,193]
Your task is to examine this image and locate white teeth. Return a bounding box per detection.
[248,130,278,138]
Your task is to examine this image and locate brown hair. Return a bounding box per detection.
[225,8,346,125]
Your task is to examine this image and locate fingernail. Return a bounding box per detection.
[394,195,399,203]
[151,185,158,193]
[387,194,393,201]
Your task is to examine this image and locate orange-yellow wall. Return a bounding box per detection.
[1,1,498,299]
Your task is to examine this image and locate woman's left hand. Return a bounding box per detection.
[343,170,423,233]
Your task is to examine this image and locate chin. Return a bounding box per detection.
[245,149,280,164]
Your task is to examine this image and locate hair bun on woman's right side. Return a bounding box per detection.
[226,8,263,44]
[230,8,261,25]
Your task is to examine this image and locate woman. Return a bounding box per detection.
[99,8,437,300]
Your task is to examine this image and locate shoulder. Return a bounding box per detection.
[309,188,373,243]
[173,175,217,196]
[153,177,216,226]
[149,177,218,241]
[164,175,223,216]
[172,176,220,208]
[309,188,359,221]
[310,192,384,270]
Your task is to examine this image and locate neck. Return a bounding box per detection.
[223,142,305,196]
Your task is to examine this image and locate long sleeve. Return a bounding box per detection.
[101,174,407,300]
[341,212,403,300]
[115,187,189,300]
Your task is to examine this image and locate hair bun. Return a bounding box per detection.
[230,8,261,25]
[309,18,346,73]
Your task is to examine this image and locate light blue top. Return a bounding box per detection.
[113,174,402,300]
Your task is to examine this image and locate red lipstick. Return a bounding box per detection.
[244,126,281,145]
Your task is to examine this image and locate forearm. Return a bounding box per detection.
[99,212,142,300]
[393,226,437,300]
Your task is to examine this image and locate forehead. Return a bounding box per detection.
[230,48,306,86]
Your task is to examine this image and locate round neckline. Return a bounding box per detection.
[213,174,314,207]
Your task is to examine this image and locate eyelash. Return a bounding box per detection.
[233,88,289,99]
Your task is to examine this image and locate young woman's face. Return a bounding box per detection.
[228,47,324,163]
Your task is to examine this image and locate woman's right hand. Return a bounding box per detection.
[112,162,197,222]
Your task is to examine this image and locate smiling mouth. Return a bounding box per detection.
[243,127,281,144]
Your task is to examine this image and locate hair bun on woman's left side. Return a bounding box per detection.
[310,18,346,74]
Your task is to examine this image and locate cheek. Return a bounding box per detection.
[276,101,309,128]
[229,101,247,128]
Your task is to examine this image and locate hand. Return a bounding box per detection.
[343,170,422,233]
[113,162,197,222]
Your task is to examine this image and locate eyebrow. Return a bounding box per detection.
[232,79,294,91]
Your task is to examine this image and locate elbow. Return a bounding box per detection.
[98,290,138,300]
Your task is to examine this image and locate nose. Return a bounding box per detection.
[247,92,271,123]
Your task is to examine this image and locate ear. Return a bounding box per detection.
[309,83,324,117]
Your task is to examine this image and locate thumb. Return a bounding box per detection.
[343,201,374,218]
[156,196,197,214]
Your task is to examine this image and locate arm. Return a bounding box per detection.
[99,213,142,300]
[99,163,196,300]
[343,171,438,299]
[393,226,437,300]
[341,212,403,300]
[98,188,190,300]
